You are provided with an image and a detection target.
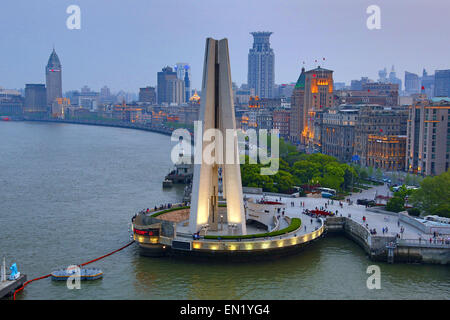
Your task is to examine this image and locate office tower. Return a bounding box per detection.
[45,49,62,107]
[434,69,450,97]
[157,66,177,104]
[405,71,420,94]
[174,63,191,101]
[24,84,47,116]
[378,67,388,83]
[190,38,246,235]
[304,66,334,147]
[139,86,156,104]
[421,69,435,98]
[184,71,191,102]
[350,77,372,90]
[407,98,450,175]
[289,67,306,143]
[166,78,185,105]
[388,65,402,91]
[248,32,275,98]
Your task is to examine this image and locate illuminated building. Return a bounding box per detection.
[51,97,70,119]
[406,98,450,175]
[45,49,62,108]
[304,66,334,147]
[366,135,407,171]
[248,32,275,98]
[354,105,408,167]
[189,38,246,235]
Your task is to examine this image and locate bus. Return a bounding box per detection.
[318,187,336,198]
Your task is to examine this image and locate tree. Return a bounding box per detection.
[409,170,450,217]
[375,168,383,181]
[386,196,405,213]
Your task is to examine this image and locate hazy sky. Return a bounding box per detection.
[1,0,449,92]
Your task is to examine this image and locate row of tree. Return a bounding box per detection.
[385,170,449,217]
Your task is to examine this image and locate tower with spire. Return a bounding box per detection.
[45,48,62,108]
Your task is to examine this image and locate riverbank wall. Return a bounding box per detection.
[325,217,449,264]
[23,118,174,137]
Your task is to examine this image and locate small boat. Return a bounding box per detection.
[162,179,173,188]
[51,267,103,281]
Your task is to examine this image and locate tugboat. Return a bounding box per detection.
[51,267,103,281]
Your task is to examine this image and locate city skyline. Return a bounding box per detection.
[1,0,449,92]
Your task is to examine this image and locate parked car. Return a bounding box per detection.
[357,199,376,206]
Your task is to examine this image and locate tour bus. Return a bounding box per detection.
[318,187,336,198]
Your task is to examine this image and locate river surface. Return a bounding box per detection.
[0,121,448,300]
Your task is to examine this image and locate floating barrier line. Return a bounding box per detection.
[13,240,135,300]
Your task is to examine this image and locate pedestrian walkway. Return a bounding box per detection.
[246,184,431,241]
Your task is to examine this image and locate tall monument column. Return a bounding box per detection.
[189,38,247,235]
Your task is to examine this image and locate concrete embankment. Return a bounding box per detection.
[24,118,174,136]
[325,217,449,264]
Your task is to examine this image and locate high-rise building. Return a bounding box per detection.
[405,71,420,94]
[166,78,185,105]
[248,32,275,98]
[378,67,388,83]
[184,71,191,102]
[406,97,450,175]
[434,69,450,97]
[157,66,177,104]
[289,67,306,143]
[45,49,62,107]
[24,84,47,116]
[388,65,402,91]
[304,66,334,147]
[421,69,435,98]
[139,86,156,104]
[174,63,191,101]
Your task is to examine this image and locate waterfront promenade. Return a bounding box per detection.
[248,184,448,242]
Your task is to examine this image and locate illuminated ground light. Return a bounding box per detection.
[150,237,159,244]
[245,244,253,250]
[277,240,284,247]
[138,236,145,243]
[192,242,201,249]
[261,242,270,249]
[228,244,237,251]
[210,245,219,250]
[290,238,298,245]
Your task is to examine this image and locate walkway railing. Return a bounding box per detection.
[397,238,450,248]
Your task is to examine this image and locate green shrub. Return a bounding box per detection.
[407,208,421,217]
